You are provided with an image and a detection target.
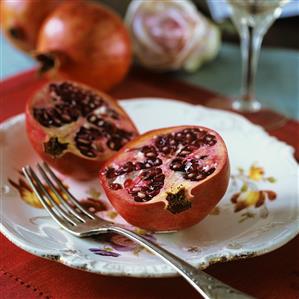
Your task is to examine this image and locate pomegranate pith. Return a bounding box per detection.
[99,126,230,231]
[26,81,138,180]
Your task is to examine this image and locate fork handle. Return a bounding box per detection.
[110,226,255,299]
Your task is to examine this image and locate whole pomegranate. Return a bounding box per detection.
[99,126,230,231]
[0,0,62,52]
[26,81,138,180]
[35,1,131,92]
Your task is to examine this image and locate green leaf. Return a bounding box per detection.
[238,167,244,174]
[106,210,118,219]
[104,247,113,252]
[134,228,148,235]
[267,177,277,183]
[133,246,144,256]
[240,183,248,192]
[87,187,101,199]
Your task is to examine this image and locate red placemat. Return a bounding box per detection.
[1,69,298,299]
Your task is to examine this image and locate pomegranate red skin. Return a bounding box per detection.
[25,82,139,181]
[36,0,132,92]
[99,126,230,232]
[0,0,62,52]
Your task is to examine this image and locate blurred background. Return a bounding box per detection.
[1,0,298,119]
[103,0,299,48]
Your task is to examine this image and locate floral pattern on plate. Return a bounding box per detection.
[8,162,279,256]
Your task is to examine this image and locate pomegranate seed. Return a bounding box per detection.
[204,167,216,176]
[109,183,122,190]
[204,134,217,146]
[105,167,117,179]
[153,158,162,166]
[161,146,170,154]
[137,192,146,199]
[153,174,165,182]
[120,162,134,173]
[124,179,133,189]
[170,159,184,171]
[145,151,157,158]
[141,145,156,153]
[130,186,141,193]
[134,162,145,171]
[185,172,196,179]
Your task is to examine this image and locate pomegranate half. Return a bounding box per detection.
[26,81,138,180]
[99,126,230,231]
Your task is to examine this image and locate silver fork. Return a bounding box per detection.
[22,163,254,299]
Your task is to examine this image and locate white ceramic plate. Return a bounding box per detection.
[1,98,298,277]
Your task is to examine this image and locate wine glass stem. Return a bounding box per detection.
[232,9,279,111]
[240,24,263,103]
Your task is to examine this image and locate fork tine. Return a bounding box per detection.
[37,163,86,223]
[42,162,95,219]
[22,166,74,230]
[23,166,78,226]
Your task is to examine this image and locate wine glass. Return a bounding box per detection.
[211,0,290,129]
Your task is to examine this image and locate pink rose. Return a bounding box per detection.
[126,0,221,71]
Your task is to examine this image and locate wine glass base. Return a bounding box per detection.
[232,99,261,112]
[206,98,288,130]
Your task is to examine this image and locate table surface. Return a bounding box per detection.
[0,67,298,299]
[1,33,298,119]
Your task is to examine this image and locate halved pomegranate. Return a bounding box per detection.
[26,81,138,180]
[99,126,230,231]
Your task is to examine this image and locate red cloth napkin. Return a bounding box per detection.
[1,233,298,299]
